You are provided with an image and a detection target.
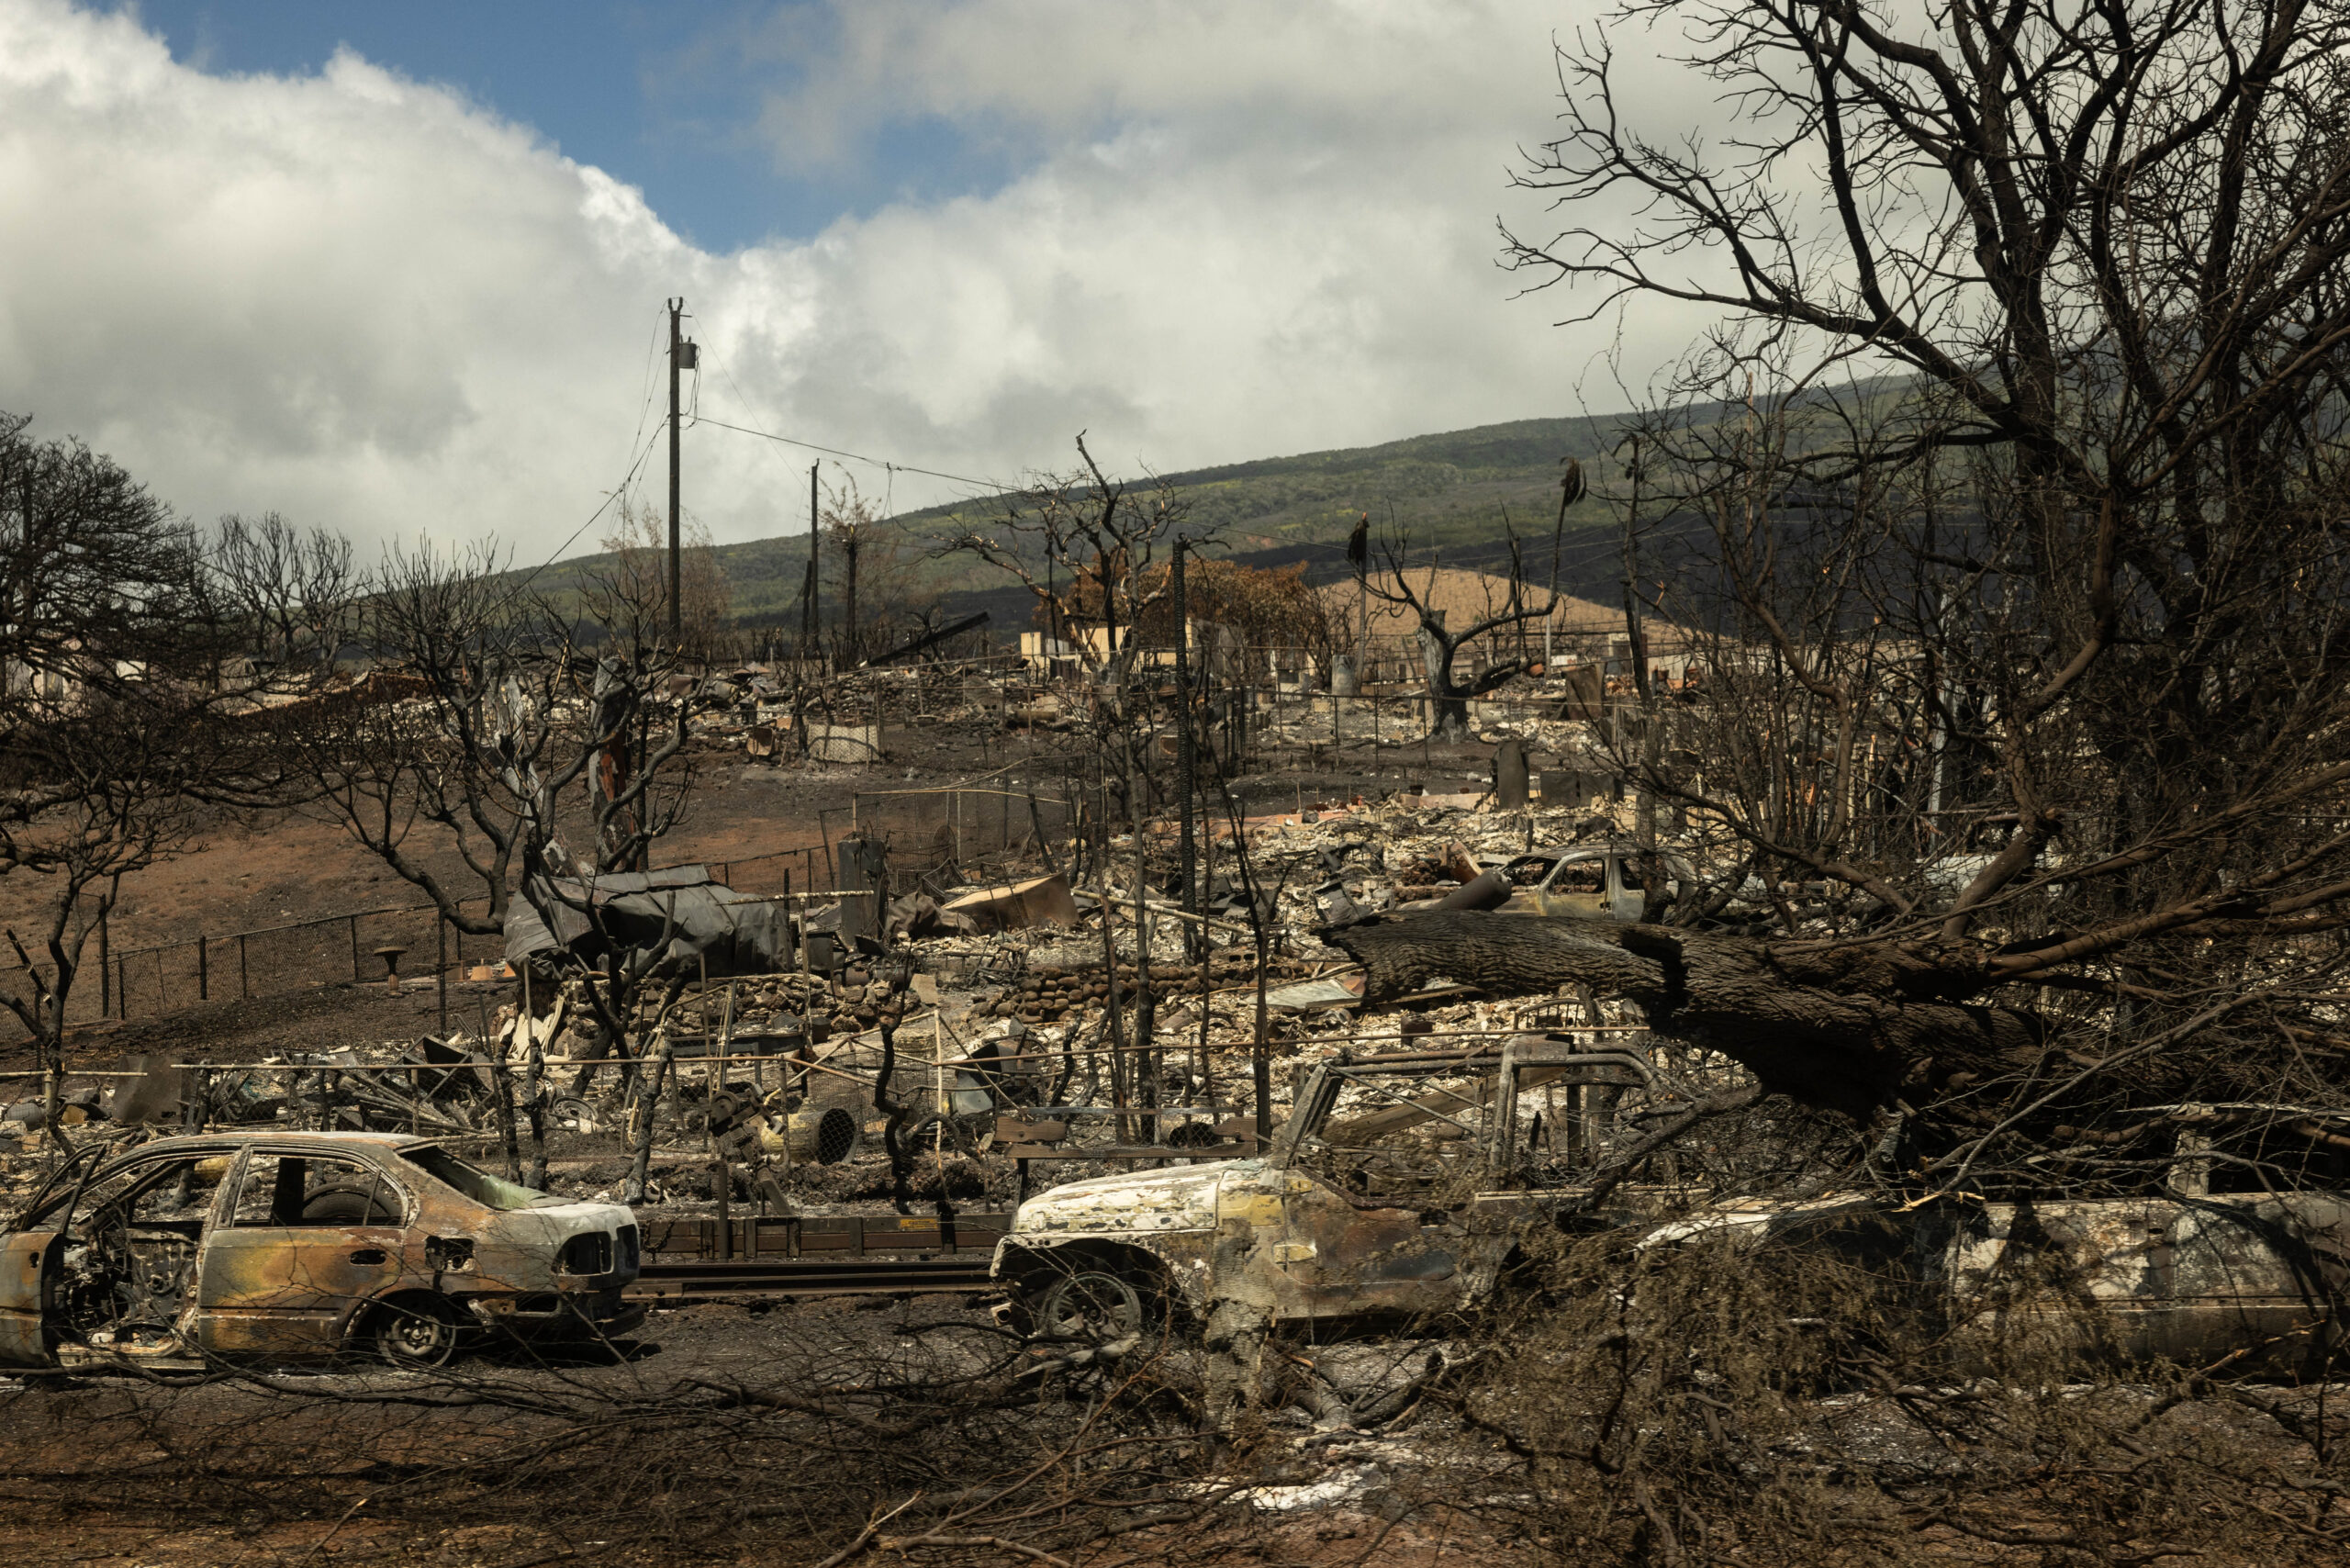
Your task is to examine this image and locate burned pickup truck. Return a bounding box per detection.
[0,1132,643,1372]
[991,1038,1658,1336]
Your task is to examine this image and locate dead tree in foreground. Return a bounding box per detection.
[282,538,715,1107]
[1416,0,2350,1186]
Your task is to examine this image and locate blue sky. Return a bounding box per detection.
[3,2,1703,554]
[123,0,1016,252]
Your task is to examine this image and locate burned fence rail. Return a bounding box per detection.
[847,782,1081,892]
[0,847,847,1044]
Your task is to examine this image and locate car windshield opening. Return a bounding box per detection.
[397,1147,544,1211]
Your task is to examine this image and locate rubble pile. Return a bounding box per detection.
[0,778,1686,1235]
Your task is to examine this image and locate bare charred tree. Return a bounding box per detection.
[819,473,941,667]
[0,412,210,697]
[1128,556,1334,681]
[1334,0,2350,1186]
[0,707,200,1141]
[1365,527,1560,742]
[590,494,733,664]
[209,510,359,674]
[285,540,711,1093]
[0,414,241,1137]
[942,435,1206,687]
[820,473,878,666]
[945,434,1213,833]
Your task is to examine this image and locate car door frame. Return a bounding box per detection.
[1268,1061,1485,1320]
[196,1145,416,1358]
[0,1143,105,1369]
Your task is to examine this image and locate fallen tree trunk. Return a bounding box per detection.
[1326,913,2046,1121]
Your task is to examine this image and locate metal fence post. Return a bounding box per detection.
[198,934,208,1002]
[349,914,361,983]
[238,934,248,999]
[437,913,449,1036]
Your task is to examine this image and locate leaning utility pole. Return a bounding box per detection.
[666,297,698,643]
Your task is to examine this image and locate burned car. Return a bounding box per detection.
[995,1049,2350,1373]
[1495,845,1696,920]
[991,1038,1661,1336]
[1642,1107,2350,1373]
[0,1132,643,1372]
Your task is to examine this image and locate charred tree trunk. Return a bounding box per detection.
[1416,621,1472,743]
[1326,913,2043,1122]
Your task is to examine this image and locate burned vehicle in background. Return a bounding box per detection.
[1495,845,1697,921]
[1643,1105,2350,1374]
[0,1132,643,1372]
[991,1037,1667,1336]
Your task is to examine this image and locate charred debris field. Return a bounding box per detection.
[15,0,2350,1551]
[1,655,2345,1567]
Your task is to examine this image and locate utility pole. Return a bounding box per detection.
[1173,539,1198,956]
[666,297,697,643]
[805,464,821,659]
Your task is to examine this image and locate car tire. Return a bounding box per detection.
[366,1295,460,1370]
[1029,1268,1148,1343]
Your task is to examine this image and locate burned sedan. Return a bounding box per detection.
[0,1132,643,1372]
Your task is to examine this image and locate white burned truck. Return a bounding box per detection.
[991,1038,1660,1338]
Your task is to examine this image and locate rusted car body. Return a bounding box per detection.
[991,1040,1659,1332]
[0,1131,642,1371]
[1649,1124,2350,1372]
[1937,1189,2349,1367]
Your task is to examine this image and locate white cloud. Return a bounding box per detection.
[0,0,1721,559]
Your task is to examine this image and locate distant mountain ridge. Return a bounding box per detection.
[527,412,1643,632]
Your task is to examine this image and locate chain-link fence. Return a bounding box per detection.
[1,897,513,1041]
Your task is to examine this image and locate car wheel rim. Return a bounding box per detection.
[1039,1271,1144,1340]
[379,1309,453,1367]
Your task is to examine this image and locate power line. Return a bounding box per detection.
[692,346,1017,497]
[688,344,1642,574]
[509,306,675,589]
[515,418,666,591]
[692,413,1014,496]
[621,301,668,473]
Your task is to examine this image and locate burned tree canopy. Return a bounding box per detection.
[1371,0,2350,1181]
[1329,889,2345,1159]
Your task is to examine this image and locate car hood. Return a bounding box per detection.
[1010,1164,1226,1236]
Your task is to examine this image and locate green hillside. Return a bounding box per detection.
[529,412,1640,629]
[903,412,1632,559]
